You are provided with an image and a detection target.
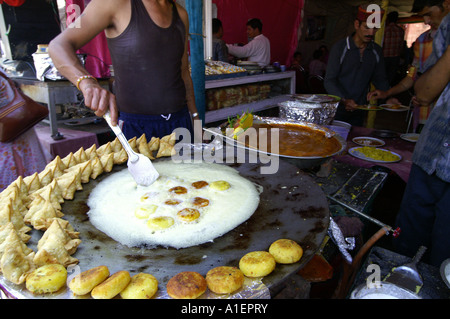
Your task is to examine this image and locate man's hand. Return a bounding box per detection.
[410,96,421,107]
[80,80,118,125]
[343,98,358,111]
[367,89,388,101]
[386,97,401,105]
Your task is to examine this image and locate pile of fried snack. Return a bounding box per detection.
[0,130,305,299]
[0,132,176,291]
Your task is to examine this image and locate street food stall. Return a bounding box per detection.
[1,0,449,301]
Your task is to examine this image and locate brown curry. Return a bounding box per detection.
[236,123,342,158]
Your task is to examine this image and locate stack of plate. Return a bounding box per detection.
[264,65,278,73]
[237,61,262,74]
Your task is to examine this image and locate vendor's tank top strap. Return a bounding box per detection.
[107,0,186,115]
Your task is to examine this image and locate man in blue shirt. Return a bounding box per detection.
[324,5,390,126]
[394,4,450,267]
[212,18,229,63]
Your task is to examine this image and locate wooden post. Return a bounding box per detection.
[367,0,389,128]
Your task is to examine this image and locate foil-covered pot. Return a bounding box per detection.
[32,53,86,81]
[279,94,341,125]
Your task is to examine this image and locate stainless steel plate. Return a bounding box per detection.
[349,147,402,163]
[440,258,450,289]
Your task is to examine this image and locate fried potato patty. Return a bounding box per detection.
[166,271,207,299]
[206,266,244,294]
[239,251,276,277]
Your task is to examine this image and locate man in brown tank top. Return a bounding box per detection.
[49,0,198,139]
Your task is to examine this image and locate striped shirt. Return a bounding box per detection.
[412,29,434,74]
[383,23,405,57]
[412,14,450,182]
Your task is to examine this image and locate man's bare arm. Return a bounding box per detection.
[48,0,122,124]
[415,46,450,105]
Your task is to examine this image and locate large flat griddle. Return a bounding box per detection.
[0,158,329,299]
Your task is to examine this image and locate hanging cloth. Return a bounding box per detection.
[65,0,112,78]
[0,0,26,6]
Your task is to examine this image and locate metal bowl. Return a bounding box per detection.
[440,258,450,289]
[350,282,421,299]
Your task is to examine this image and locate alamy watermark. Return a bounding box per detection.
[366,4,384,29]
[66,4,82,29]
[172,120,280,175]
[66,3,384,29]
[366,264,382,288]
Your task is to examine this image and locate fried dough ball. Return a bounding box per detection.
[166,271,207,299]
[206,266,244,294]
[269,239,303,264]
[239,251,276,277]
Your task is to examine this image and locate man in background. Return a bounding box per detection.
[324,5,390,126]
[368,0,449,132]
[382,11,405,85]
[212,18,228,63]
[393,0,450,267]
[227,18,271,67]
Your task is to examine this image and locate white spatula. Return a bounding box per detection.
[103,112,159,186]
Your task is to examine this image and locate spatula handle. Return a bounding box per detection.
[412,246,427,264]
[103,111,139,162]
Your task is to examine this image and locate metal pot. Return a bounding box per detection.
[279,94,341,125]
[350,282,421,299]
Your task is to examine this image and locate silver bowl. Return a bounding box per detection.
[350,282,421,299]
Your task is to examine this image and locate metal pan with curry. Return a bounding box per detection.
[223,116,346,159]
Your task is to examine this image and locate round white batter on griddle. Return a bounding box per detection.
[87,161,260,249]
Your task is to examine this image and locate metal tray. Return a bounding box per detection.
[352,136,385,147]
[0,158,330,299]
[205,116,346,169]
